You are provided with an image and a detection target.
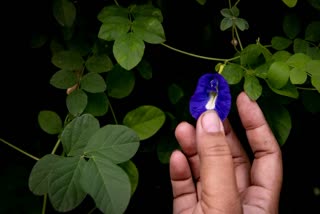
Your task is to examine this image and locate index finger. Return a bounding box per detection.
[236,92,283,194]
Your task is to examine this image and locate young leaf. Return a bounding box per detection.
[113,32,145,70]
[83,92,109,117]
[267,61,290,89]
[244,75,262,100]
[84,125,140,163]
[85,54,113,73]
[61,113,100,156]
[106,64,135,99]
[80,72,106,93]
[272,50,292,62]
[38,110,62,135]
[266,81,299,98]
[48,156,87,212]
[271,36,293,50]
[123,105,166,140]
[66,89,88,116]
[131,4,163,22]
[286,53,312,69]
[50,69,77,89]
[306,60,320,76]
[220,17,233,31]
[234,18,249,31]
[52,50,84,70]
[168,83,184,104]
[28,154,61,195]
[52,0,76,27]
[311,74,320,92]
[118,160,139,196]
[221,64,244,84]
[132,16,166,44]
[98,17,131,41]
[220,8,233,18]
[80,157,131,214]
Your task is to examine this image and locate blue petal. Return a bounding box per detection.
[189,73,231,121]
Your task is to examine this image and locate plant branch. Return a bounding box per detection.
[51,139,61,154]
[160,43,240,62]
[296,87,318,91]
[107,97,118,124]
[42,194,47,214]
[0,138,39,161]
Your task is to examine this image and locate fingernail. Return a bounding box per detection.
[201,111,222,133]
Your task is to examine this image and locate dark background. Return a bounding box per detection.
[1,0,320,213]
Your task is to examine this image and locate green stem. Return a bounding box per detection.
[161,43,239,62]
[0,138,39,161]
[234,27,243,50]
[114,0,120,6]
[51,139,61,154]
[297,87,318,91]
[88,207,96,214]
[42,194,47,214]
[107,97,118,124]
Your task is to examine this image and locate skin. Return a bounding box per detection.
[169,91,283,214]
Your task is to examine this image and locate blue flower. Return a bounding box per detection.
[189,73,231,121]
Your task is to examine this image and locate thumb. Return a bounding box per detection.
[196,111,240,212]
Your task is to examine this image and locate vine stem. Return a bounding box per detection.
[51,139,61,154]
[0,138,39,161]
[160,43,240,62]
[88,207,96,214]
[297,87,318,91]
[42,194,47,214]
[107,97,118,124]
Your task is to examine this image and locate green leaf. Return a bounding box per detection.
[267,61,290,89]
[156,136,180,164]
[52,0,76,27]
[240,44,263,66]
[266,81,299,98]
[221,64,244,84]
[131,4,163,22]
[50,69,77,89]
[28,154,61,195]
[293,38,310,54]
[80,73,106,93]
[118,160,139,196]
[132,16,166,44]
[311,74,320,92]
[98,17,131,41]
[301,90,320,113]
[283,13,301,39]
[243,75,262,100]
[52,50,84,70]
[272,50,292,62]
[234,18,249,31]
[220,8,233,18]
[38,110,62,135]
[282,0,298,7]
[83,92,109,117]
[84,125,140,163]
[113,33,145,70]
[48,156,87,212]
[271,36,293,50]
[123,105,166,140]
[229,6,240,17]
[262,102,292,146]
[106,64,135,99]
[305,21,320,42]
[85,54,113,73]
[61,114,100,156]
[289,68,307,84]
[80,157,131,214]
[196,0,206,5]
[220,17,233,31]
[97,5,129,23]
[286,53,312,69]
[306,60,320,76]
[168,83,184,104]
[66,89,88,116]
[137,59,152,80]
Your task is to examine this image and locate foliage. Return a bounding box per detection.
[1,0,320,213]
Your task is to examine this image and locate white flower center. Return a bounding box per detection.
[205,92,217,110]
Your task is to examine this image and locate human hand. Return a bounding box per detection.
[169,91,283,214]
